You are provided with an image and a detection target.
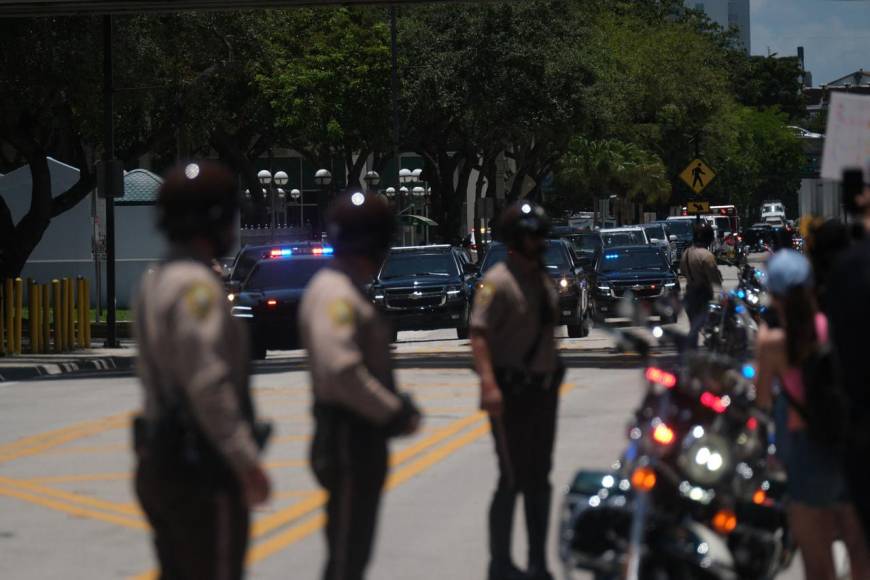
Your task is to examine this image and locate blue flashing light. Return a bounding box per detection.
[735,305,746,314]
[737,290,746,299]
[605,253,619,260]
[321,246,335,255]
[270,248,293,258]
[742,364,757,380]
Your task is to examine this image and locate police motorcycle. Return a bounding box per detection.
[701,264,769,359]
[560,301,791,580]
[717,233,747,268]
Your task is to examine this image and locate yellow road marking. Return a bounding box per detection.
[0,476,143,517]
[0,412,131,465]
[130,383,577,579]
[38,442,129,455]
[264,459,308,469]
[269,433,312,444]
[27,472,132,484]
[0,484,147,531]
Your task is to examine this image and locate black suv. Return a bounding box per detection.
[230,243,335,359]
[590,245,680,323]
[369,245,477,340]
[477,239,591,338]
[561,231,603,273]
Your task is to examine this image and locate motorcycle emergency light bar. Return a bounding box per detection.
[700,392,729,414]
[645,367,677,389]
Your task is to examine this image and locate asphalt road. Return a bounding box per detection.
[0,260,805,579]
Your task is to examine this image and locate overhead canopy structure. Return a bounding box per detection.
[0,0,451,16]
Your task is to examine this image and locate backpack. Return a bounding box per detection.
[784,342,851,450]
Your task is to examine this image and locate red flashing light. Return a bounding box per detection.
[700,392,729,414]
[645,367,677,389]
[746,417,758,431]
[652,423,676,445]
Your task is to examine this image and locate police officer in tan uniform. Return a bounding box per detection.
[299,192,422,580]
[471,201,564,580]
[134,161,272,580]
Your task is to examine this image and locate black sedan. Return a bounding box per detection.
[590,245,680,323]
[478,239,591,338]
[230,246,334,359]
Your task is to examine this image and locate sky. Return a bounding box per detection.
[751,0,870,85]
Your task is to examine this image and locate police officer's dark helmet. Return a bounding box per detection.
[327,192,396,258]
[157,161,239,243]
[498,201,551,248]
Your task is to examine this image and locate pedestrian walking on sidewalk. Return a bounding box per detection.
[133,161,272,580]
[470,201,565,580]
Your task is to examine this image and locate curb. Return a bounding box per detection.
[0,356,136,382]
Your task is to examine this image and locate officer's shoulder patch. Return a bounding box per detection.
[328,298,355,327]
[475,282,496,308]
[183,281,217,320]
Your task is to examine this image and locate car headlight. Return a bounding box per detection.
[558,277,576,294]
[372,291,385,302]
[227,293,236,302]
[664,281,677,289]
[596,284,612,296]
[446,285,464,300]
[678,426,732,487]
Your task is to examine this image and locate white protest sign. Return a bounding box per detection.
[821,92,870,181]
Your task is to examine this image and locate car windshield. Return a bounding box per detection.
[381,253,457,278]
[245,258,331,290]
[231,249,262,282]
[567,235,601,255]
[665,220,693,238]
[642,225,666,241]
[598,249,669,273]
[601,230,646,247]
[714,217,730,232]
[481,242,570,272]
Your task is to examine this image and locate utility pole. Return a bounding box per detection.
[390,6,401,194]
[103,15,119,348]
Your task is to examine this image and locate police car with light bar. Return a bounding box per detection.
[229,242,334,359]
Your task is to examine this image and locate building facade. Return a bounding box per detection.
[687,0,751,53]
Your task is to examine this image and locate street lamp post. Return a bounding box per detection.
[274,171,289,229]
[364,170,381,195]
[314,168,333,240]
[257,169,274,241]
[290,188,303,229]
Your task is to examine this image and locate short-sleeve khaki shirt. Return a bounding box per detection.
[470,258,559,374]
[299,267,402,425]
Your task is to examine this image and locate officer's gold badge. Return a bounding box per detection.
[475,282,495,308]
[329,299,354,327]
[184,282,216,320]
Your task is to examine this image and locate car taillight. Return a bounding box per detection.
[700,392,730,414]
[645,367,677,389]
[712,509,738,534]
[631,467,657,491]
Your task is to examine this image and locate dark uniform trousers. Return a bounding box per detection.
[311,407,389,580]
[135,451,249,580]
[489,385,559,570]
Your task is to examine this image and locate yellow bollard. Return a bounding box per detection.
[67,278,75,349]
[28,281,37,354]
[52,280,62,353]
[41,283,50,353]
[61,278,70,351]
[77,278,84,349]
[14,278,23,355]
[83,277,91,348]
[5,279,14,355]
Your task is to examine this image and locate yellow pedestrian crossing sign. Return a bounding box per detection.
[680,159,716,194]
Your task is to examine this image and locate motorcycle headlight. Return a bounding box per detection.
[558,277,576,294]
[678,426,732,487]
